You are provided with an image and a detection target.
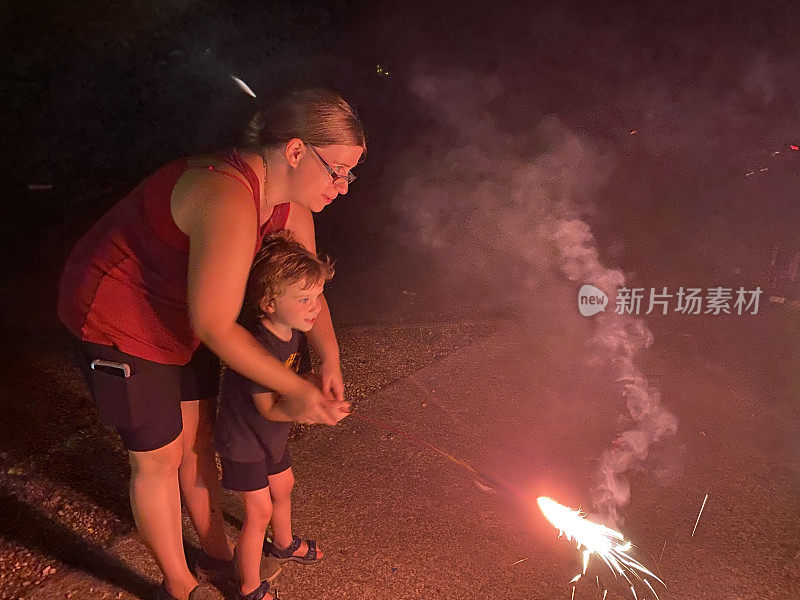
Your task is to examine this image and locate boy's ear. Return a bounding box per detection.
[260,297,275,314]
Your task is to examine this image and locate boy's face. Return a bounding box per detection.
[264,278,325,333]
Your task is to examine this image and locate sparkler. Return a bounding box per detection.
[537,497,665,599]
[350,413,664,598]
[349,412,519,495]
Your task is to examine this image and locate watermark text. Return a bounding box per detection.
[578,286,762,316]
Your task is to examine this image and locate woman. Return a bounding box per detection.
[58,88,364,600]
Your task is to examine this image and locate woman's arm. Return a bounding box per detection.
[284,204,345,402]
[306,294,344,401]
[183,180,338,423]
[253,376,349,423]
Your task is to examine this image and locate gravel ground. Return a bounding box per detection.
[7,308,800,600]
[0,320,486,600]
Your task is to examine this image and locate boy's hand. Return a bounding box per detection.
[321,393,351,423]
[296,374,350,425]
[282,378,336,425]
[303,398,349,425]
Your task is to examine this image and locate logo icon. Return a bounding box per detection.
[578,284,608,316]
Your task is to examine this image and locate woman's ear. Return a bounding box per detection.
[284,138,304,168]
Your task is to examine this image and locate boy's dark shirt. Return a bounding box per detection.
[215,320,311,464]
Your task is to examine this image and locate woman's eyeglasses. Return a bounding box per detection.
[305,143,357,185]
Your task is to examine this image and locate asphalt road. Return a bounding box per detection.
[20,307,800,600]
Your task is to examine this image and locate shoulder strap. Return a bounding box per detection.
[187,150,264,253]
[262,202,291,235]
[185,164,251,191]
[185,150,261,213]
[223,150,263,248]
[220,149,262,203]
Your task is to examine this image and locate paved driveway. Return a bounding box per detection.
[26,313,800,599]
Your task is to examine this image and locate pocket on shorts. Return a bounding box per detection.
[89,369,147,430]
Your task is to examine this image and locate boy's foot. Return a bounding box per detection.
[265,535,323,564]
[237,579,275,600]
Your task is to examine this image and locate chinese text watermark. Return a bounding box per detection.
[578,286,762,316]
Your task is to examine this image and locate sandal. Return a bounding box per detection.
[265,535,321,565]
[237,579,276,600]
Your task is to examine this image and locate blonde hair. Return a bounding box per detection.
[244,88,366,152]
[241,231,334,323]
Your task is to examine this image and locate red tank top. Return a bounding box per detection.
[58,149,290,365]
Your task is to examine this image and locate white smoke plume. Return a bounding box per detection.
[396,68,677,526]
[552,218,679,526]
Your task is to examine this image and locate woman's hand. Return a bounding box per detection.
[283,379,339,425]
[318,360,345,403]
[300,371,350,424]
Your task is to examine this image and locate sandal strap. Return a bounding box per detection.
[269,535,302,559]
[240,580,271,600]
[268,535,318,561]
[286,535,302,555]
[305,539,317,561]
[255,580,271,600]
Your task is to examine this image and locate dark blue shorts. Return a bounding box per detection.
[75,341,220,452]
[219,448,292,492]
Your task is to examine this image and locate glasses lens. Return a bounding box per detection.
[335,173,356,185]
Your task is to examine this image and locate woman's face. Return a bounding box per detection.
[288,142,364,212]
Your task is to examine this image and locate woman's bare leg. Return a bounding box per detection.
[238,488,274,598]
[267,468,323,559]
[129,434,198,600]
[179,399,233,561]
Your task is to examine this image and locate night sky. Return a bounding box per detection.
[3,0,800,324]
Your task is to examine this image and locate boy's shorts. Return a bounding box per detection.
[75,341,220,453]
[219,447,292,492]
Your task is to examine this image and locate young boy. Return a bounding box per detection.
[214,232,347,600]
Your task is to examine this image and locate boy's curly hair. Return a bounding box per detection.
[241,231,334,324]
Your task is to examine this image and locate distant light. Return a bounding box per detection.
[376,64,390,77]
[629,130,637,135]
[230,75,257,98]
